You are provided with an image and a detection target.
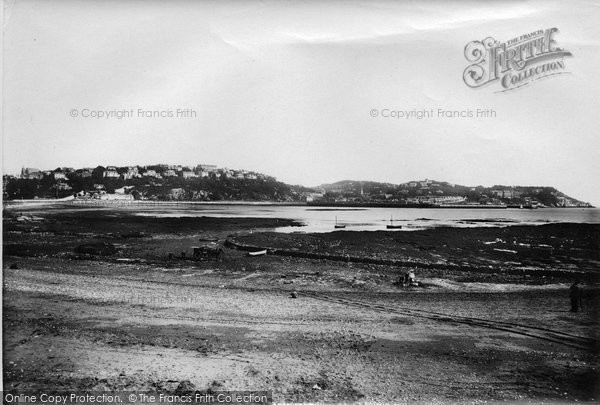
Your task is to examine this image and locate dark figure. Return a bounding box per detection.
[402,270,416,287]
[570,281,582,312]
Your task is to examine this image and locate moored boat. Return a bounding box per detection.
[334,216,346,229]
[386,215,402,229]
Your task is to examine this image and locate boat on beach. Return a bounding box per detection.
[248,249,268,256]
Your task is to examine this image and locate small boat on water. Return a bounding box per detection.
[248,249,267,257]
[386,216,402,229]
[334,216,346,229]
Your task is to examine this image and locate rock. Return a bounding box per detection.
[291,291,298,298]
[207,380,225,393]
[75,242,117,256]
[175,380,197,393]
[9,263,18,269]
[121,231,147,238]
[312,384,321,390]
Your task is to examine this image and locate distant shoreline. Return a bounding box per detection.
[3,199,305,207]
[3,199,596,209]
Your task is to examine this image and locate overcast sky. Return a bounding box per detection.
[3,0,599,204]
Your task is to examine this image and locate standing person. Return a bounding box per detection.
[408,270,416,286]
[569,280,582,312]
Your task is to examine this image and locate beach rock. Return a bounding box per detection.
[175,380,197,394]
[290,291,298,298]
[121,231,147,238]
[74,242,117,256]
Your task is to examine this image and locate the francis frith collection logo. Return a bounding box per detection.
[463,28,572,92]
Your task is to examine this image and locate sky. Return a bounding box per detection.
[3,0,599,204]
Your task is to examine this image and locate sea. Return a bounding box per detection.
[5,200,599,233]
[129,204,600,233]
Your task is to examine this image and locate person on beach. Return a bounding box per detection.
[403,270,417,287]
[569,280,582,312]
[408,270,416,285]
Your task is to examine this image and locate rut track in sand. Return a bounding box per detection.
[9,268,597,351]
[303,291,598,352]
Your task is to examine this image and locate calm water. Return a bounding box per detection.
[132,205,600,233]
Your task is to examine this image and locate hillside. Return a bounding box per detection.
[3,165,306,202]
[2,166,593,207]
[314,179,592,208]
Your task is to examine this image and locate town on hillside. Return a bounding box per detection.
[2,165,593,208]
[4,164,301,202]
[310,180,593,208]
